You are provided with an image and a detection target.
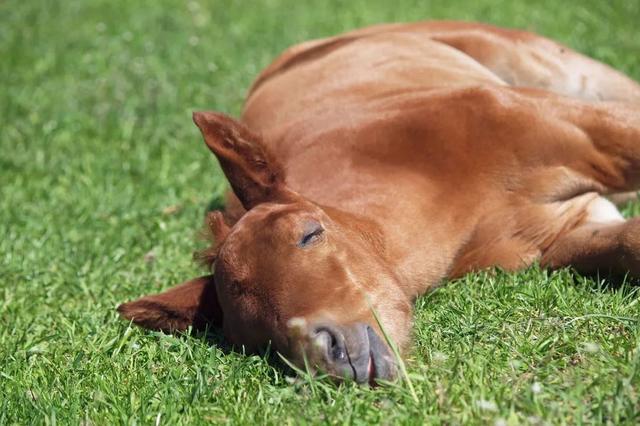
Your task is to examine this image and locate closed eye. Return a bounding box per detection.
[298,223,325,248]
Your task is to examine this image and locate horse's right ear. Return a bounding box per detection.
[193,112,298,210]
[117,275,222,332]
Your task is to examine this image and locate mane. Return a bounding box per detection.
[193,211,230,270]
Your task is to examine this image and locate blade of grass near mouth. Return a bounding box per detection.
[277,351,330,396]
[370,305,419,403]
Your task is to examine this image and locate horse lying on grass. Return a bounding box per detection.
[119,21,640,385]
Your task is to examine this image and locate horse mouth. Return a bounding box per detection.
[289,319,397,384]
[364,325,396,385]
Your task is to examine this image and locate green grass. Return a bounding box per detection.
[2,0,640,424]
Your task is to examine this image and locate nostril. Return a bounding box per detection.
[313,326,347,363]
[332,345,347,361]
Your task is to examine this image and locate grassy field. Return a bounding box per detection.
[2,0,640,424]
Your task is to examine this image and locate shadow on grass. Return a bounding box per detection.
[187,327,305,381]
[572,270,640,293]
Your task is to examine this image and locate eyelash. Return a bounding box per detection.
[299,227,324,247]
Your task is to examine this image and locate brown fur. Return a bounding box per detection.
[119,21,640,378]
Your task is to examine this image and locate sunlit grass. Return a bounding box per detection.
[1,0,639,423]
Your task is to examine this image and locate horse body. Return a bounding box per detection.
[240,21,638,293]
[119,21,640,384]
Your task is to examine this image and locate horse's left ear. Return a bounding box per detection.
[117,275,222,332]
[193,111,298,210]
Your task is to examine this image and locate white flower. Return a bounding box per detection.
[476,399,498,412]
[509,359,523,370]
[431,351,448,363]
[527,416,543,425]
[583,342,600,353]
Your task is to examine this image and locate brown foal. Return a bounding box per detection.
[118,21,640,384]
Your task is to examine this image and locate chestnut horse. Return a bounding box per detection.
[119,21,640,384]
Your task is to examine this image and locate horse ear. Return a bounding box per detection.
[117,275,222,332]
[193,111,298,210]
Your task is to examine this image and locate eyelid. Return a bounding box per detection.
[298,223,325,247]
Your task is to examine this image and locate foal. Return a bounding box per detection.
[119,21,640,384]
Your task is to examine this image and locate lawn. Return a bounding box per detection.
[2,0,640,424]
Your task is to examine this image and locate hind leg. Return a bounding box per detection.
[426,22,640,103]
[555,96,640,192]
[542,217,640,276]
[533,96,640,274]
[504,87,640,194]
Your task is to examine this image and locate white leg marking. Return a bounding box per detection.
[586,197,625,224]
